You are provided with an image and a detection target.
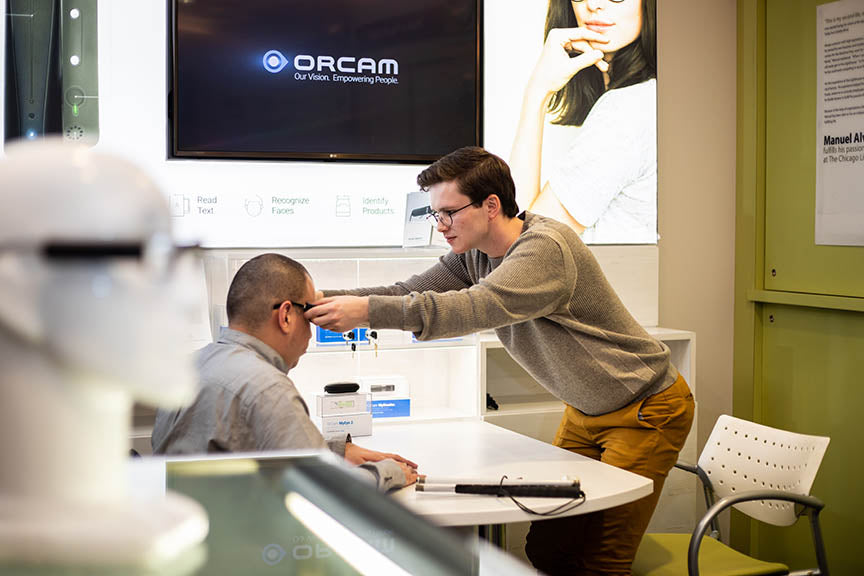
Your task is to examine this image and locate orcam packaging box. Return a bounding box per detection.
[320,412,373,437]
[358,375,410,419]
[369,399,410,418]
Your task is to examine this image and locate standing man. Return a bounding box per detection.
[152,254,418,491]
[306,147,693,575]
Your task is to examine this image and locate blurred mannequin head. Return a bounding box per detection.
[0,139,202,513]
[0,139,200,406]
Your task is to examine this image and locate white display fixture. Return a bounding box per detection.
[480,328,695,442]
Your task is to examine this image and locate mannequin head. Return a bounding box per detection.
[0,139,201,506]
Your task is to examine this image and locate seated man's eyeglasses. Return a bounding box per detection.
[272,301,316,313]
[425,202,477,227]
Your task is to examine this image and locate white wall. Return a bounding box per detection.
[657,0,736,453]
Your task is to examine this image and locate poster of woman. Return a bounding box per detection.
[488,0,657,245]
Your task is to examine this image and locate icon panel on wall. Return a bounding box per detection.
[170,195,190,217]
[335,196,351,217]
[245,195,263,217]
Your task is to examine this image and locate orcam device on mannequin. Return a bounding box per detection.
[0,140,208,568]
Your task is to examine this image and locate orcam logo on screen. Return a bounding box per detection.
[262,50,399,85]
[262,50,290,73]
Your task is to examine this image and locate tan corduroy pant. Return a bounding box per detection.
[525,374,695,576]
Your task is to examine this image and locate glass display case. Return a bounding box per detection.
[1,454,535,575]
[165,454,535,575]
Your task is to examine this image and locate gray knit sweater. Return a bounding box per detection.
[331,212,677,415]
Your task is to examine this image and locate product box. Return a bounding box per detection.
[370,398,411,418]
[358,375,411,419]
[320,412,373,437]
[316,393,371,417]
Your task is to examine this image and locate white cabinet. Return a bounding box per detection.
[291,336,481,424]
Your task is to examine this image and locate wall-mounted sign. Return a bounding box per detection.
[816,0,864,246]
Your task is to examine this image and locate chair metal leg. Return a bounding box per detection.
[808,508,829,576]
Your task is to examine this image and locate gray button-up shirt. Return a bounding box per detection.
[152,328,405,490]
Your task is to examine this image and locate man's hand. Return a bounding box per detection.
[305,295,370,333]
[345,443,419,485]
[345,442,418,468]
[396,462,419,486]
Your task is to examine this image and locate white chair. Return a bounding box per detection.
[633,414,830,576]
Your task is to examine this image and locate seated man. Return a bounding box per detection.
[152,253,417,490]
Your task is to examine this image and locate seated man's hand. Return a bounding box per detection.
[305,296,369,333]
[345,442,418,468]
[396,461,419,486]
[345,443,419,485]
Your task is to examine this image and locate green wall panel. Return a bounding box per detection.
[758,303,864,573]
[764,0,864,298]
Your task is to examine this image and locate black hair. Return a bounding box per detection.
[417,147,519,218]
[545,0,656,126]
[226,254,309,328]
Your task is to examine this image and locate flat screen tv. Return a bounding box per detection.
[171,0,481,162]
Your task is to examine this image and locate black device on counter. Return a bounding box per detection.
[324,382,360,394]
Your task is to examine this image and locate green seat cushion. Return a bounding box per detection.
[632,533,789,576]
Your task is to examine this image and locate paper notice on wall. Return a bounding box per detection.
[816,0,864,246]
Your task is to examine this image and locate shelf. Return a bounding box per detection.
[304,339,476,355]
[370,407,478,426]
[644,326,696,341]
[485,398,564,416]
[478,326,695,348]
[131,426,154,439]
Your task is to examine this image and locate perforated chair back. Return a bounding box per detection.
[697,414,830,526]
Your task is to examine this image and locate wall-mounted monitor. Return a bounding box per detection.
[171,0,481,162]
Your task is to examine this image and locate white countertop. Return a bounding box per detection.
[356,419,653,526]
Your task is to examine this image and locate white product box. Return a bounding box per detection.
[358,375,410,419]
[358,375,409,398]
[320,412,373,437]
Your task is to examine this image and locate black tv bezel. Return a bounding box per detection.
[169,0,483,164]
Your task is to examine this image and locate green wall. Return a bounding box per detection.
[735,1,864,573]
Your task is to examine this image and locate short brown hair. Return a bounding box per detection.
[227,254,309,328]
[417,147,519,218]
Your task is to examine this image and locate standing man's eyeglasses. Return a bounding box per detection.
[425,202,478,227]
[272,301,316,313]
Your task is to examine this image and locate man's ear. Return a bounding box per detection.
[485,194,501,219]
[276,303,292,334]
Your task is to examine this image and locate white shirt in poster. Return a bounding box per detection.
[546,79,657,245]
